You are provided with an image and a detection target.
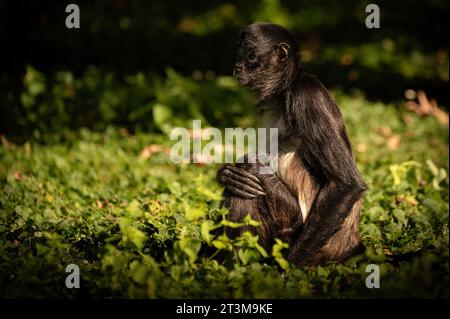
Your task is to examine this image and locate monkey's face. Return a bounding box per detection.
[233,42,257,86]
[233,34,278,88]
[233,23,299,99]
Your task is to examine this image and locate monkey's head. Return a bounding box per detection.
[234,22,300,100]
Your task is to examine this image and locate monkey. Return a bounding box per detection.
[216,22,367,266]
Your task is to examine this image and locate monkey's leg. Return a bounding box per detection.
[286,180,365,265]
[217,161,302,249]
[217,162,271,248]
[258,169,303,244]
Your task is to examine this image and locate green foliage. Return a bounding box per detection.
[7,66,254,139]
[0,0,447,298]
[0,73,448,298]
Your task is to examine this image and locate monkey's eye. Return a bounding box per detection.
[236,47,245,59]
[246,52,257,62]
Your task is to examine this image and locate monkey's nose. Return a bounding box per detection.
[233,63,243,77]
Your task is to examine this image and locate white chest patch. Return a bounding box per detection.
[259,108,318,222]
[274,151,312,222]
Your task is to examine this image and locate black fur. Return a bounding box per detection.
[217,23,366,266]
[218,156,302,252]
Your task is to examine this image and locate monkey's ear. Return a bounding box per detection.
[275,43,291,62]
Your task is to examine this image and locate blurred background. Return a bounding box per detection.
[0,0,448,140]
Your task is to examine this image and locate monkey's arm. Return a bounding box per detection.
[285,73,366,265]
[259,168,304,241]
[218,160,303,243]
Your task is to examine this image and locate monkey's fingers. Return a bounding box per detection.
[217,164,265,196]
[221,175,265,198]
[220,169,265,193]
[226,184,264,199]
[225,165,262,186]
[216,164,234,185]
[228,186,258,199]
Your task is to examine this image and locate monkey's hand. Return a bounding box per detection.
[217,164,265,199]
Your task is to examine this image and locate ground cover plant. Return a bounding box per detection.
[0,68,448,298]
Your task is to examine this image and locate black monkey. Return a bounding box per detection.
[217,23,367,266]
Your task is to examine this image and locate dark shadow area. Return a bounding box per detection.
[1,0,448,139]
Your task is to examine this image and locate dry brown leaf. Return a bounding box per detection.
[140,144,169,159]
[376,126,392,137]
[402,114,414,125]
[1,135,14,149]
[13,171,22,181]
[406,90,449,125]
[192,153,211,166]
[356,143,367,153]
[119,128,131,137]
[96,200,107,209]
[387,134,401,150]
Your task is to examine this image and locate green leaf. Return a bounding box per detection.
[237,248,260,265]
[272,238,289,270]
[127,227,147,250]
[244,214,261,227]
[201,221,212,244]
[179,236,201,264]
[212,235,233,251]
[197,187,222,201]
[220,220,246,228]
[127,200,143,218]
[152,103,173,134]
[130,260,149,285]
[184,204,206,221]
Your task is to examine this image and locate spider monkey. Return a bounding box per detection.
[217,23,367,266]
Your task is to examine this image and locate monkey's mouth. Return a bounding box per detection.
[233,67,240,78]
[233,69,249,85]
